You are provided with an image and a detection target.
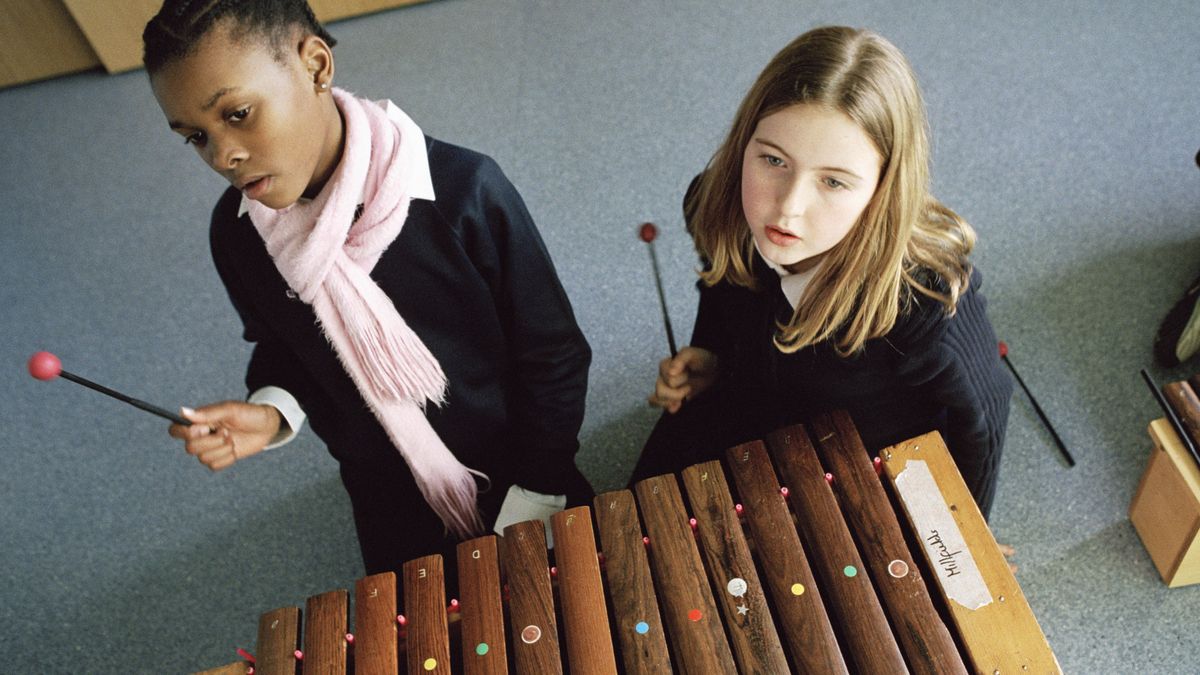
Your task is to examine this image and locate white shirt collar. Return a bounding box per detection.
[754,240,821,310]
[238,100,435,217]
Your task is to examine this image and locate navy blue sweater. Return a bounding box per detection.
[209,137,592,571]
[635,191,1012,516]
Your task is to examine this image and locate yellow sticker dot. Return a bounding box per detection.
[791,583,805,596]
[423,657,437,671]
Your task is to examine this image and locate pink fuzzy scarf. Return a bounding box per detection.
[247,88,484,538]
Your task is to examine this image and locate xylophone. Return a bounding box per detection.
[196,411,1059,674]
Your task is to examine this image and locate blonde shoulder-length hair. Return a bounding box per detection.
[690,26,976,356]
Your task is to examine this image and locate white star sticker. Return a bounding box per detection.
[737,604,748,615]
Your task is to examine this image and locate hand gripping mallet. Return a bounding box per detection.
[28,351,192,426]
[639,222,677,357]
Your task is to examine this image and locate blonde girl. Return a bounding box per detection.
[637,26,1012,515]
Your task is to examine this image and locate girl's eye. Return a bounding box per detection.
[184,131,206,146]
[762,154,786,168]
[823,176,847,190]
[229,107,250,122]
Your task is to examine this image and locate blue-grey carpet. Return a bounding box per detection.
[1,1,1197,672]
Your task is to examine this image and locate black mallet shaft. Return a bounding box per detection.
[28,351,191,426]
[999,341,1075,466]
[639,222,677,357]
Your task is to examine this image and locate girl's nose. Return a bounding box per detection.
[779,177,813,219]
[207,140,247,171]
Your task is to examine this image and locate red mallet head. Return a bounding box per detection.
[998,341,1009,358]
[638,221,658,243]
[28,351,63,381]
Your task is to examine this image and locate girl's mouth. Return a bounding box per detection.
[765,225,799,246]
[242,176,272,200]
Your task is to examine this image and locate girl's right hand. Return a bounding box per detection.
[648,346,719,414]
[168,401,282,471]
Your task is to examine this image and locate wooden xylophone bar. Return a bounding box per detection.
[197,411,1059,674]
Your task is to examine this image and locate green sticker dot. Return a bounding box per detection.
[843,565,858,577]
[475,642,489,656]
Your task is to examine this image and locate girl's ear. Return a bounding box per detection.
[299,34,335,92]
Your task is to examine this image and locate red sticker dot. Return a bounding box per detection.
[687,609,702,622]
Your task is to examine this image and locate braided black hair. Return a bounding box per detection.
[143,0,336,74]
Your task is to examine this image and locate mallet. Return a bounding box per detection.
[28,350,192,426]
[998,341,1074,466]
[639,222,677,357]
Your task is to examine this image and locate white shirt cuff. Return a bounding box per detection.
[247,386,306,449]
[493,485,567,547]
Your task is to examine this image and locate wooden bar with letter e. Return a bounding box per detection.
[403,555,451,674]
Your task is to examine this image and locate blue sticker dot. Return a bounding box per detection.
[475,642,489,656]
[844,565,858,578]
[635,621,650,634]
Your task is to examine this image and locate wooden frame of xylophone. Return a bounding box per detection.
[196,410,1059,674]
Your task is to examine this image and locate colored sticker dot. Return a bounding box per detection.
[726,577,748,597]
[475,643,489,656]
[688,609,703,622]
[790,583,805,596]
[888,559,909,579]
[423,658,437,671]
[521,625,542,644]
[844,565,858,578]
[635,621,650,634]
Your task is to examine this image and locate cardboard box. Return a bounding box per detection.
[1129,418,1200,587]
[1,0,431,89]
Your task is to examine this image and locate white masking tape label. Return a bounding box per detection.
[893,460,992,610]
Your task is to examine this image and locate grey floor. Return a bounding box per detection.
[2,1,1198,672]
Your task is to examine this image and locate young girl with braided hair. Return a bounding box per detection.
[638,26,1013,517]
[145,0,593,576]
